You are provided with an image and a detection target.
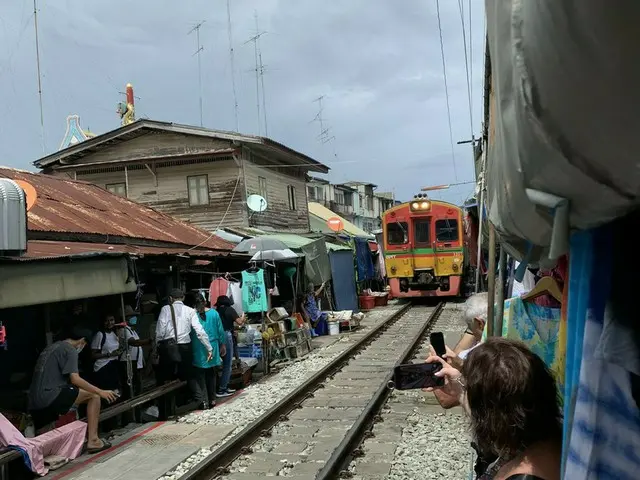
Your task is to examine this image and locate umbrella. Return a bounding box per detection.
[250,249,298,262]
[233,236,289,253]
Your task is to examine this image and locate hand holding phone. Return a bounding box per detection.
[389,362,445,390]
[430,331,446,357]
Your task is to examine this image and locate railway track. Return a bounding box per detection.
[171,302,444,480]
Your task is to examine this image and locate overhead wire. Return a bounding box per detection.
[435,0,458,182]
[458,0,474,138]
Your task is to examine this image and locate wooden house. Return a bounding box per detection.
[35,120,329,233]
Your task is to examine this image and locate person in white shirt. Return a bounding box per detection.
[91,313,122,393]
[118,305,151,422]
[155,288,213,418]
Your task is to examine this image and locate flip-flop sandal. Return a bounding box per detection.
[87,439,112,454]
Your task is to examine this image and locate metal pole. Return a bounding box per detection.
[486,223,497,337]
[474,144,487,292]
[495,246,507,336]
[120,294,134,400]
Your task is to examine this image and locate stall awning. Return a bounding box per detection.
[0,255,136,309]
[308,202,374,239]
[246,232,351,252]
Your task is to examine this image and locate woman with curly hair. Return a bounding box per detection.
[427,337,562,480]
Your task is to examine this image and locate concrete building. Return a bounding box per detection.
[306,178,396,233]
[34,120,329,233]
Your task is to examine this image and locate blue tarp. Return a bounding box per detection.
[329,250,359,312]
[354,237,374,281]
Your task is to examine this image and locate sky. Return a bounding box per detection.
[0,0,485,205]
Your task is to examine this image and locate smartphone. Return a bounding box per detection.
[389,362,445,390]
[430,331,446,358]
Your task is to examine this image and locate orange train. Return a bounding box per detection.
[381,195,470,298]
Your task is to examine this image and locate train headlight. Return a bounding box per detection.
[411,201,431,211]
[452,263,459,272]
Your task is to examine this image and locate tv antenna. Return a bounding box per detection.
[188,20,206,127]
[33,0,46,153]
[244,12,267,136]
[311,96,334,144]
[226,0,239,132]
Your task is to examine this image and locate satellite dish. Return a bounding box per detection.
[247,194,268,212]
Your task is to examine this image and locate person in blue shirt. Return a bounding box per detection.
[190,296,226,409]
[303,282,328,336]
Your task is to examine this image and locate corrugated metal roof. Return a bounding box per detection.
[22,240,235,259]
[33,120,329,174]
[308,202,374,239]
[0,168,234,251]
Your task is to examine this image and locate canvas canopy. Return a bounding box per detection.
[485,0,640,264]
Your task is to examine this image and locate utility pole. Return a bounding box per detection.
[245,12,266,135]
[188,21,206,127]
[33,0,45,153]
[226,0,239,132]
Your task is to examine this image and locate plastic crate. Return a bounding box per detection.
[238,344,263,359]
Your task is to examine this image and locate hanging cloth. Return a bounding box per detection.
[210,277,230,306]
[354,237,375,281]
[228,281,243,316]
[563,221,640,480]
[241,269,268,313]
[484,296,564,403]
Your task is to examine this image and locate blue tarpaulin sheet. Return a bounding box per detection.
[329,250,359,312]
[354,237,374,281]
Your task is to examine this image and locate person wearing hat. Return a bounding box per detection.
[214,295,245,397]
[28,327,118,454]
[155,288,213,418]
[118,305,151,407]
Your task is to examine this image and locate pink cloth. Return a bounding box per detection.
[210,277,230,305]
[0,414,86,476]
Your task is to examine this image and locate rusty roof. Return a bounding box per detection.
[23,240,235,259]
[33,119,330,174]
[0,168,234,252]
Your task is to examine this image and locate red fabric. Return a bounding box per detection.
[209,277,229,305]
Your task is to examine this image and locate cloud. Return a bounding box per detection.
[0,0,485,204]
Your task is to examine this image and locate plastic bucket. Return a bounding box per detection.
[359,295,376,310]
[328,321,340,336]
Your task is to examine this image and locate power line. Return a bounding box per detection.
[226,0,239,132]
[33,0,45,153]
[188,20,206,127]
[457,0,474,138]
[435,0,458,182]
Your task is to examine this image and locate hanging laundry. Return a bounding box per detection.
[564,216,640,479]
[485,296,564,402]
[241,269,268,313]
[511,261,536,297]
[354,237,374,281]
[210,277,230,306]
[228,281,243,316]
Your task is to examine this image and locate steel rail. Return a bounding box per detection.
[180,302,413,480]
[317,301,444,479]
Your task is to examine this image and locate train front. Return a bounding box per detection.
[382,195,464,298]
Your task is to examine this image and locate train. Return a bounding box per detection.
[381,194,471,298]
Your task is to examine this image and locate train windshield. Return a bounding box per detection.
[387,222,408,245]
[435,219,458,242]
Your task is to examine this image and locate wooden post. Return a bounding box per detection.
[486,224,497,337]
[495,246,507,337]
